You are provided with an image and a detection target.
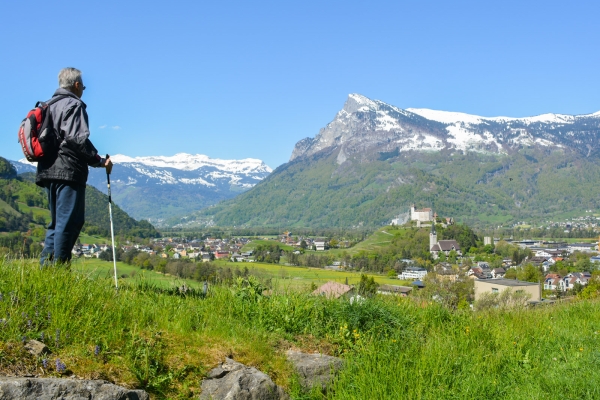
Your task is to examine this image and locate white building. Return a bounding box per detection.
[567,243,596,253]
[399,267,428,280]
[410,205,433,222]
[314,239,327,251]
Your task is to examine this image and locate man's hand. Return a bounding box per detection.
[102,156,113,174]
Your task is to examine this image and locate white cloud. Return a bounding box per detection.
[111,126,121,130]
[98,125,107,129]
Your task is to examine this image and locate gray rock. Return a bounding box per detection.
[0,377,149,400]
[200,358,288,400]
[24,340,50,357]
[286,350,343,391]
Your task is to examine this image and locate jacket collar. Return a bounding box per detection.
[52,88,87,108]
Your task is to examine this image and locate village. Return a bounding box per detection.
[69,204,600,306]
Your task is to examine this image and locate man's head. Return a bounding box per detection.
[58,67,85,98]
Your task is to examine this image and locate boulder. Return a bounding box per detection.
[286,350,343,391]
[23,340,50,357]
[200,358,288,400]
[0,377,149,400]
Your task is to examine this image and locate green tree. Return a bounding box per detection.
[517,264,543,283]
[504,268,517,280]
[357,274,378,297]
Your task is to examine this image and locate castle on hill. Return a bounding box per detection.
[410,204,433,222]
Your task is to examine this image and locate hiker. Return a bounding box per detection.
[37,67,112,266]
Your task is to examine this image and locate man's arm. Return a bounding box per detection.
[61,102,109,169]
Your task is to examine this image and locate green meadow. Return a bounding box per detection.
[71,257,204,289]
[1,258,600,399]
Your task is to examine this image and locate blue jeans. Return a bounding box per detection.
[40,181,86,267]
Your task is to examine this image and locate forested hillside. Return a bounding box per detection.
[187,147,600,229]
[84,185,158,238]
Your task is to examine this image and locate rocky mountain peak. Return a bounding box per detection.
[343,93,380,114]
[290,94,600,163]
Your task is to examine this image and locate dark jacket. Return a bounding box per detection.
[35,88,103,187]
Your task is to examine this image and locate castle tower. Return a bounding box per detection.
[429,222,437,250]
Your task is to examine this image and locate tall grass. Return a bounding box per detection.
[1,258,600,399]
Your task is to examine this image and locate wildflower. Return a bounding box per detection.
[27,320,32,330]
[42,359,48,369]
[580,348,583,352]
[513,342,516,345]
[465,326,470,334]
[40,332,45,342]
[553,357,557,361]
[47,312,51,322]
[21,335,27,344]
[55,329,60,347]
[55,359,66,373]
[0,293,3,301]
[94,345,101,356]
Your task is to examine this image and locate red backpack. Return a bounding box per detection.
[18,95,67,162]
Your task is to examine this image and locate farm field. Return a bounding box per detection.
[71,257,203,289]
[216,260,409,290]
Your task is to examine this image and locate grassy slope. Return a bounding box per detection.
[15,201,50,223]
[72,257,204,290]
[0,198,19,215]
[1,259,600,399]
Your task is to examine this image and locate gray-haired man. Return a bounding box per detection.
[37,67,112,266]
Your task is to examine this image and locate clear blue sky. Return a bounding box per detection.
[1,0,599,169]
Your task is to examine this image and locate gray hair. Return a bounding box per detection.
[58,67,83,89]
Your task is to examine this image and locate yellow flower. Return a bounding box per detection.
[513,341,516,345]
[580,348,584,352]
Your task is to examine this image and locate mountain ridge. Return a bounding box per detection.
[291,93,600,162]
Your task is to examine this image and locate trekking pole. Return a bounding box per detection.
[106,154,118,290]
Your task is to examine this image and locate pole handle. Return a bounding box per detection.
[106,154,112,203]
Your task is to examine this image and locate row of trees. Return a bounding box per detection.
[0,232,43,258]
[109,246,253,284]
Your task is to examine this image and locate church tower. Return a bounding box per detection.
[429,222,437,250]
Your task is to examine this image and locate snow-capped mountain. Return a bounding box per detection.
[12,154,272,224]
[103,153,271,188]
[196,95,600,229]
[291,93,600,162]
[83,153,271,223]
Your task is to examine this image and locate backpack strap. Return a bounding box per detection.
[34,95,71,109]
